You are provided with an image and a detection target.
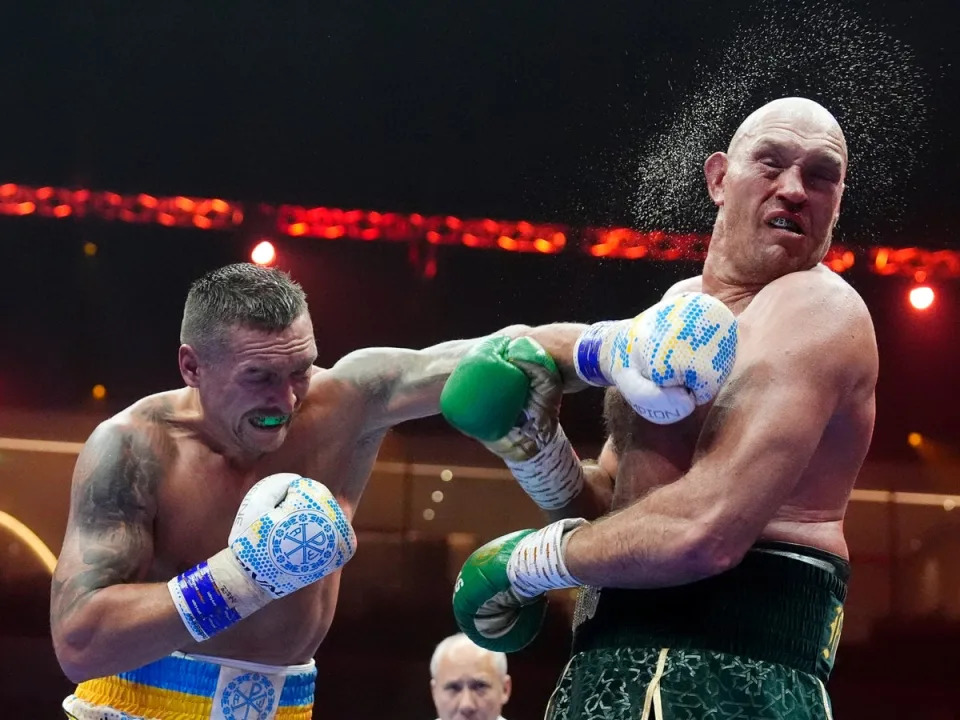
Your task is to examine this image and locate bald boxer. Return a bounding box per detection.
[50,262,717,719]
[445,98,877,719]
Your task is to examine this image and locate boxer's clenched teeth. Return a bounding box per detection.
[250,415,290,429]
[769,217,802,233]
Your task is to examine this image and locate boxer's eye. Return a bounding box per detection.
[244,370,271,385]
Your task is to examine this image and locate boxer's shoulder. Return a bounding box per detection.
[735,267,876,394]
[298,365,379,431]
[760,264,861,301]
[77,393,181,480]
[303,348,426,430]
[662,275,703,299]
[746,265,871,332]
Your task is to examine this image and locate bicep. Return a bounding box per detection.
[696,359,835,482]
[52,426,160,631]
[685,347,842,547]
[691,277,868,497]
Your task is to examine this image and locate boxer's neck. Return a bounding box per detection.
[175,387,269,468]
[699,265,760,316]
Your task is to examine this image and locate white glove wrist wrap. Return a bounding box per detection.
[503,424,585,510]
[167,549,275,643]
[573,319,636,387]
[507,518,586,599]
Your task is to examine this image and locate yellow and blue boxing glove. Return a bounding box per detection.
[573,292,738,424]
[167,473,356,641]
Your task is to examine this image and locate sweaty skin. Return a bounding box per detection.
[558,98,878,587]
[50,313,590,682]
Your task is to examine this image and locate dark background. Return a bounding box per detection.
[1,0,958,458]
[1,0,959,717]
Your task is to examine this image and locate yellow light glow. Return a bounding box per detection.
[0,511,57,575]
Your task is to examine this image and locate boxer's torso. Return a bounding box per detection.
[604,267,876,559]
[120,368,387,665]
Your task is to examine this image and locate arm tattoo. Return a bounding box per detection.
[337,340,477,409]
[51,428,163,631]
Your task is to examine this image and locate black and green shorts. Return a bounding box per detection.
[546,542,849,720]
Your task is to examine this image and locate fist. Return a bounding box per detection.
[590,292,737,424]
[452,530,547,653]
[229,473,357,597]
[441,335,562,460]
[627,292,737,420]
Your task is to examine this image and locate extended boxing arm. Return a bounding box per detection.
[330,322,592,433]
[51,423,192,682]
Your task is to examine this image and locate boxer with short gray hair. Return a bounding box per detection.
[51,262,699,719]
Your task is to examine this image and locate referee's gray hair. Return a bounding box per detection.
[429,633,508,679]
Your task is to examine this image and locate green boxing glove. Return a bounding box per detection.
[442,335,586,511]
[440,335,558,444]
[452,518,586,653]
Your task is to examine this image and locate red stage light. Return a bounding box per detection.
[908,285,935,310]
[251,240,277,266]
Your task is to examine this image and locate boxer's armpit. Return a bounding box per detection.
[51,427,161,632]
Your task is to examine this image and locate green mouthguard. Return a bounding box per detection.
[258,416,287,427]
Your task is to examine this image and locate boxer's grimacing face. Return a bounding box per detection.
[706,102,847,281]
[197,313,317,455]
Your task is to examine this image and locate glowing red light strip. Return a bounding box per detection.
[1,182,957,279]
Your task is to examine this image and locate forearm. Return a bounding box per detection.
[524,322,591,392]
[543,463,614,522]
[343,326,535,428]
[563,481,726,588]
[54,583,193,683]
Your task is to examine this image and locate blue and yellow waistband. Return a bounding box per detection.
[64,651,315,720]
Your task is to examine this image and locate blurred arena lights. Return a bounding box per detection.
[0,511,57,574]
[908,285,935,310]
[1,182,959,279]
[251,240,277,266]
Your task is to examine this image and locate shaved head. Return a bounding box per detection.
[702,97,849,283]
[728,97,847,167]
